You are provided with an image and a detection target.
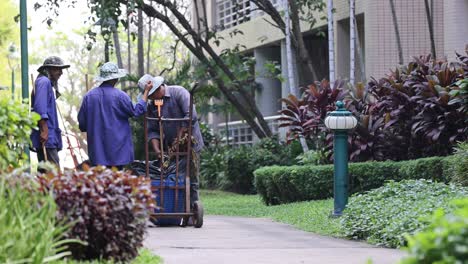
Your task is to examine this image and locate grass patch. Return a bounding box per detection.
[201,190,342,237]
[54,249,161,264]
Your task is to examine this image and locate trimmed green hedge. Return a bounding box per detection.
[254,156,451,205]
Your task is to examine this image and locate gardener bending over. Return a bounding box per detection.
[138,74,204,206]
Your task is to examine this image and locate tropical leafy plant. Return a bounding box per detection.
[278,79,346,143]
[0,98,40,171]
[366,54,467,159]
[449,78,468,114]
[295,149,329,165]
[344,82,385,161]
[447,141,468,186]
[0,171,80,263]
[37,167,154,262]
[200,137,300,194]
[279,52,467,162]
[200,144,227,189]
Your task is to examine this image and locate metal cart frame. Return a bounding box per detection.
[143,83,203,228]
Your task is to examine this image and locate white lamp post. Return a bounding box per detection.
[324,101,358,216]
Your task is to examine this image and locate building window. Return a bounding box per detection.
[216,0,252,29]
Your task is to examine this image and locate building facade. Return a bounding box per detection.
[193,0,468,145]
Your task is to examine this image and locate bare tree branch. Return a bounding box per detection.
[201,0,209,42]
[146,0,272,136]
[159,36,182,75]
[290,0,318,81]
[389,0,404,64]
[140,2,270,137]
[262,17,283,31]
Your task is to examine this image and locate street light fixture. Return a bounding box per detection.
[324,101,358,216]
[7,43,19,100]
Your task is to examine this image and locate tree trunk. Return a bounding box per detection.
[389,0,404,64]
[349,0,355,86]
[354,18,366,82]
[127,3,132,74]
[141,3,271,138]
[112,25,123,68]
[289,0,319,82]
[328,0,336,86]
[251,0,319,83]
[284,0,298,97]
[146,17,152,73]
[201,0,209,42]
[145,1,272,137]
[137,8,144,76]
[104,39,110,62]
[424,0,436,59]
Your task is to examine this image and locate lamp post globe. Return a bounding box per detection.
[324,101,358,216]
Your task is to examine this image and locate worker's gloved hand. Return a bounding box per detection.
[153,152,169,161]
[154,151,162,159]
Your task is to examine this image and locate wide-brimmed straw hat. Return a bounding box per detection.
[37,56,70,72]
[137,74,164,98]
[94,62,127,82]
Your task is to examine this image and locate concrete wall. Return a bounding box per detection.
[336,14,365,82]
[209,3,326,54]
[365,0,444,79]
[443,0,468,61]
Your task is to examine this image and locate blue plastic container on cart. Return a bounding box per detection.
[151,174,186,225]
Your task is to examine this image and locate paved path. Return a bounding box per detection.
[144,216,406,264]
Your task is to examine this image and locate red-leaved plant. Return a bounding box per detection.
[367,53,467,159]
[279,80,347,143]
[279,52,467,162]
[37,167,154,262]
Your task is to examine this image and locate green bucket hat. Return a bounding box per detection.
[37,56,70,72]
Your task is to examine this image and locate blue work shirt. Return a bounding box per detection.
[147,85,204,153]
[30,75,63,150]
[78,83,147,166]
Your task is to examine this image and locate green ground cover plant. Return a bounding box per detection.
[400,198,468,264]
[201,190,342,237]
[341,179,467,248]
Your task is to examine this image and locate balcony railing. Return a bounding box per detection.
[217,115,282,146]
[216,0,281,30]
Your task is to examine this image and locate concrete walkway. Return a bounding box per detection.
[144,216,406,264]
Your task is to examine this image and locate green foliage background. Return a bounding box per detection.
[0,0,20,97]
[0,97,39,171]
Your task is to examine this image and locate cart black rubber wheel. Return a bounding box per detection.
[149,217,159,226]
[193,201,204,228]
[180,216,189,227]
